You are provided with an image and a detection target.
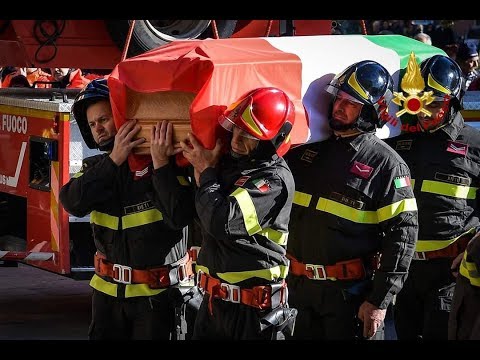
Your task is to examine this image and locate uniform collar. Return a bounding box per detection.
[332,131,370,152]
[440,112,464,141]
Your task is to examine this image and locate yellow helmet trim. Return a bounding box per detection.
[347,71,369,100]
[427,73,451,95]
[241,104,263,137]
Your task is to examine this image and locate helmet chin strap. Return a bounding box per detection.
[98,137,115,152]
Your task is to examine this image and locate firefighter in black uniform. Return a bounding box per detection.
[285,60,419,340]
[180,87,297,340]
[59,78,195,340]
[387,54,480,340]
[449,229,480,339]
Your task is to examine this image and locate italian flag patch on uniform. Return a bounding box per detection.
[394,176,411,189]
[253,178,270,192]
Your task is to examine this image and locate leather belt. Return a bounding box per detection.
[94,252,194,288]
[413,235,471,260]
[196,271,286,312]
[287,253,378,281]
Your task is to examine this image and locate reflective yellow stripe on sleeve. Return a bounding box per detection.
[293,191,312,207]
[416,228,476,252]
[122,209,163,229]
[421,180,477,199]
[316,197,378,224]
[411,179,415,189]
[72,172,83,178]
[376,198,418,222]
[230,187,262,235]
[91,211,119,230]
[460,251,480,287]
[257,228,288,245]
[216,265,289,284]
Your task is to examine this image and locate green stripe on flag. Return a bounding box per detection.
[364,35,446,68]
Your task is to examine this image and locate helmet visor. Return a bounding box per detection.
[335,90,364,105]
[218,114,259,140]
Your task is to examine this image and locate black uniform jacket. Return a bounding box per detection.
[60,154,194,271]
[195,153,295,288]
[386,113,480,251]
[285,132,418,308]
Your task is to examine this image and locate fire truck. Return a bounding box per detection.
[0,87,98,277]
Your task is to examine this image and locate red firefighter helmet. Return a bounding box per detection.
[218,87,295,156]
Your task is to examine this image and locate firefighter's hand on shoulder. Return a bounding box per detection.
[357,300,387,339]
[150,120,183,169]
[110,119,145,166]
[180,133,222,186]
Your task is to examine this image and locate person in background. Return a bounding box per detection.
[386,54,480,340]
[59,78,195,340]
[181,87,297,340]
[49,67,94,89]
[455,41,479,91]
[9,74,31,88]
[414,32,432,45]
[284,60,418,340]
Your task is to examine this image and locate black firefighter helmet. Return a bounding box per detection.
[325,60,394,132]
[419,54,464,114]
[71,78,110,149]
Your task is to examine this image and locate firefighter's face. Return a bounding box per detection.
[230,126,259,155]
[332,94,363,126]
[86,100,116,145]
[417,100,447,131]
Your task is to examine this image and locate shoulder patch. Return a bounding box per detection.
[252,178,270,192]
[394,175,411,189]
[350,161,373,179]
[447,141,468,156]
[234,175,251,187]
[134,166,152,180]
[300,149,318,163]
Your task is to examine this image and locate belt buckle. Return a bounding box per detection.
[305,264,327,280]
[177,262,191,284]
[196,270,205,291]
[112,263,132,284]
[413,251,427,260]
[220,283,241,303]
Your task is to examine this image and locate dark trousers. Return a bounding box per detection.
[448,274,480,340]
[192,293,277,340]
[88,288,181,340]
[287,276,384,340]
[394,259,455,340]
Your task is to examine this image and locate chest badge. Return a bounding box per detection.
[395,140,413,151]
[447,141,468,156]
[234,175,250,187]
[253,178,270,192]
[350,161,373,179]
[300,149,318,163]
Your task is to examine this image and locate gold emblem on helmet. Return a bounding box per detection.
[392,52,435,117]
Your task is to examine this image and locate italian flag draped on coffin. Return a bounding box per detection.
[108,34,444,172]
